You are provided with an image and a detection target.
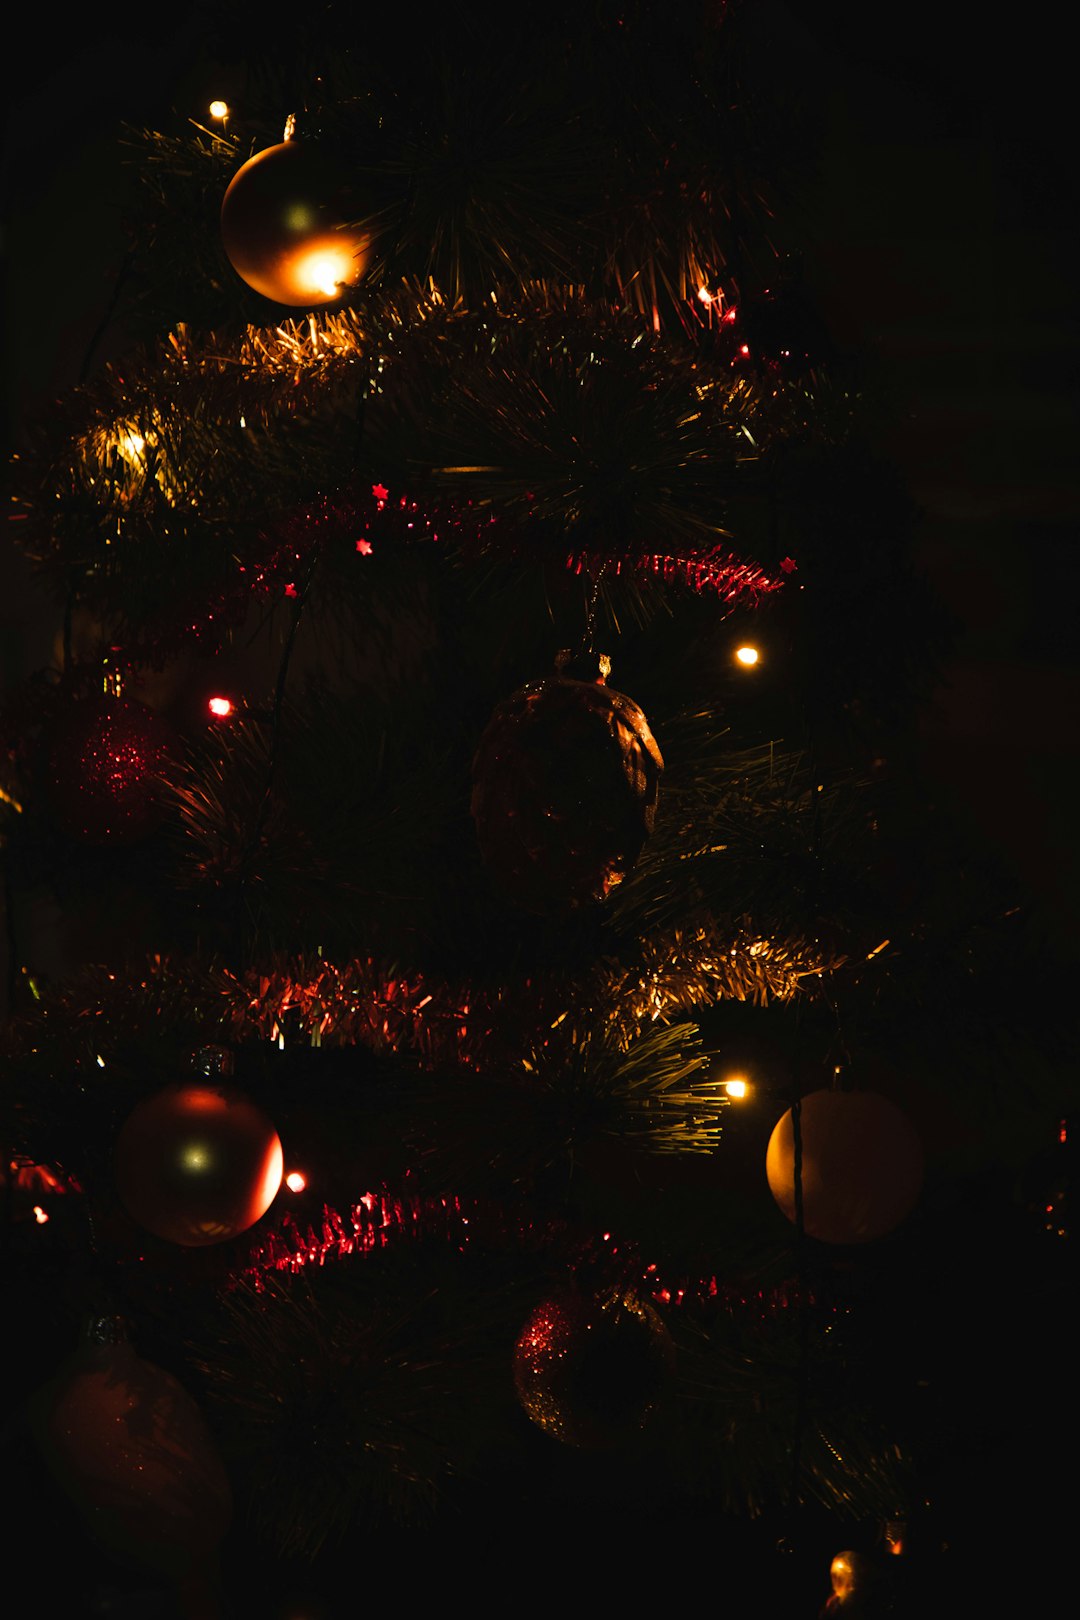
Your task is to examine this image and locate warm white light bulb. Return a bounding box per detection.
[735,645,759,667]
[117,431,145,460]
[209,100,229,120]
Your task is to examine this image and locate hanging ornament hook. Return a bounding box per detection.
[579,557,610,657]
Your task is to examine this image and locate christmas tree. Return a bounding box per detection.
[3,5,1075,1616]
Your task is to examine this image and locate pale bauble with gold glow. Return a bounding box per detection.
[766,1088,924,1244]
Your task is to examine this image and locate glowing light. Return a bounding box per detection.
[285,1171,307,1193]
[285,203,318,233]
[208,696,234,717]
[734,644,760,666]
[209,100,229,120]
[697,286,715,305]
[830,1553,860,1600]
[182,1144,211,1172]
[723,1076,750,1099]
[33,1206,49,1224]
[295,248,354,298]
[116,430,145,460]
[0,784,24,814]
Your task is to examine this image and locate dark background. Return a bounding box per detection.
[2,6,1077,1612]
[5,1,1078,951]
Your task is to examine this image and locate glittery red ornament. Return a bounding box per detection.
[27,1315,232,1584]
[766,1089,924,1245]
[471,651,663,916]
[514,1290,675,1448]
[221,140,373,306]
[45,696,173,844]
[114,1083,284,1247]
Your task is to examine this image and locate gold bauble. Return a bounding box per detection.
[221,140,372,306]
[766,1088,924,1245]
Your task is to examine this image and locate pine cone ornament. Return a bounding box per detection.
[471,651,663,916]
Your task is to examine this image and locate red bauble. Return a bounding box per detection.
[114,1083,284,1247]
[27,1317,232,1584]
[45,695,173,844]
[471,652,664,916]
[766,1088,925,1245]
[514,1290,675,1448]
[221,140,372,306]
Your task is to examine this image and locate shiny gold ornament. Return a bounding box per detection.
[114,1083,283,1246]
[221,140,373,306]
[513,1289,675,1448]
[766,1088,924,1245]
[471,650,663,916]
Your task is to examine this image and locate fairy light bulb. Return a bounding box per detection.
[116,430,145,462]
[209,100,229,120]
[723,1076,750,1099]
[735,644,760,667]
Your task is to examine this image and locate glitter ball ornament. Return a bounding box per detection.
[45,695,173,844]
[471,651,663,916]
[221,140,373,306]
[766,1089,924,1245]
[27,1315,232,1583]
[114,1083,283,1247]
[513,1290,675,1448]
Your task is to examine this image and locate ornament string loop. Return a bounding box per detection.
[578,558,610,659]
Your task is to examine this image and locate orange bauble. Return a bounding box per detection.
[28,1318,232,1583]
[766,1088,924,1244]
[114,1084,283,1246]
[221,140,372,306]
